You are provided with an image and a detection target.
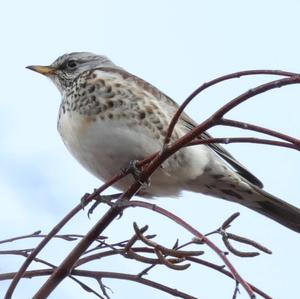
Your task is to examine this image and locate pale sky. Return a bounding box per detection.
[1,1,300,298]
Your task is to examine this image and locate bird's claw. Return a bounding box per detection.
[122,160,151,190]
[81,192,91,209]
[87,193,122,218]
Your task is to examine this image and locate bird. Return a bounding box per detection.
[27,52,300,233]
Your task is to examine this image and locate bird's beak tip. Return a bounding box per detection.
[26,65,56,76]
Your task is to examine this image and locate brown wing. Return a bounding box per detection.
[98,67,263,188]
[180,114,264,188]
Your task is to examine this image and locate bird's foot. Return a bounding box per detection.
[81,192,93,209]
[81,191,122,218]
[122,160,151,190]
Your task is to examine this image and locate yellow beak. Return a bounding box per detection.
[26,65,56,76]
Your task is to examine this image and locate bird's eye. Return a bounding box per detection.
[66,60,77,69]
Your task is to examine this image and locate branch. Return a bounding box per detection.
[1,247,105,298]
[189,137,300,151]
[76,246,271,298]
[164,69,300,144]
[2,269,197,299]
[0,231,107,245]
[120,200,257,298]
[218,118,300,147]
[4,172,126,299]
[0,245,271,299]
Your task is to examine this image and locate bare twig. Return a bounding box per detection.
[1,247,106,298]
[218,118,300,147]
[222,213,241,230]
[133,222,204,258]
[225,233,272,255]
[154,248,190,270]
[120,200,258,298]
[222,236,260,258]
[123,224,149,252]
[0,245,272,298]
[5,172,127,299]
[233,281,240,299]
[2,269,198,299]
[190,137,300,151]
[164,69,300,145]
[0,231,107,245]
[203,213,272,257]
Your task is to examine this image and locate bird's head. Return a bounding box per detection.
[26,52,117,94]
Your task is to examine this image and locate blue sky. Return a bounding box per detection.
[1,1,300,298]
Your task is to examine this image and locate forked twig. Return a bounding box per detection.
[204,213,272,257]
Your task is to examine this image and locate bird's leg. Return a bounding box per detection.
[82,159,152,218]
[89,192,123,217]
[81,191,123,217]
[122,160,151,190]
[122,160,143,181]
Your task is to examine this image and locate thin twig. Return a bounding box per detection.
[2,247,106,298]
[154,248,190,270]
[219,118,300,147]
[222,213,241,230]
[164,69,299,145]
[133,222,204,258]
[0,232,107,245]
[222,236,260,258]
[2,269,198,299]
[189,137,300,151]
[225,233,272,254]
[5,172,127,299]
[0,247,272,299]
[121,200,257,298]
[123,225,149,252]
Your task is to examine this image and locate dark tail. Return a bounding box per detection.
[244,185,300,233]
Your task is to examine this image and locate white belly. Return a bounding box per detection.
[58,111,213,197]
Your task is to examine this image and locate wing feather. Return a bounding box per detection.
[97,67,263,188]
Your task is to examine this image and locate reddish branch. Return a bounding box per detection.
[4,172,127,299]
[0,241,272,299]
[164,69,300,144]
[218,118,300,147]
[120,201,259,297]
[1,249,105,298]
[75,247,271,298]
[190,137,300,151]
[4,70,300,299]
[0,236,270,299]
[1,269,198,299]
[0,231,107,245]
